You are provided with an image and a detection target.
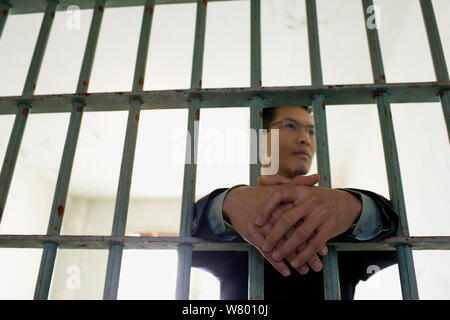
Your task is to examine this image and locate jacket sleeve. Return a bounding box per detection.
[191,188,244,243]
[332,188,399,242]
[333,188,400,284]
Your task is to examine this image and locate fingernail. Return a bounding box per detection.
[282,268,291,277]
[272,251,281,260]
[255,216,264,226]
[313,260,321,270]
[262,243,271,252]
[320,247,328,255]
[291,259,300,268]
[300,265,308,274]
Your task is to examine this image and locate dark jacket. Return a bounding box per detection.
[191,187,399,300]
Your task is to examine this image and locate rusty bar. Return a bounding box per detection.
[362,0,419,300]
[306,0,341,300]
[5,0,243,15]
[1,234,450,251]
[0,104,31,225]
[23,0,59,95]
[103,99,142,300]
[175,0,206,300]
[132,0,155,93]
[419,0,449,141]
[103,0,155,300]
[248,0,264,300]
[34,0,105,301]
[1,81,449,115]
[0,0,58,227]
[0,1,12,38]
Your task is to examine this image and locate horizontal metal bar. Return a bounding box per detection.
[7,0,238,15]
[1,235,450,251]
[0,81,448,115]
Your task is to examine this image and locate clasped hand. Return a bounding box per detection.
[223,174,361,277]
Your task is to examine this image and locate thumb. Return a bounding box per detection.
[257,175,292,186]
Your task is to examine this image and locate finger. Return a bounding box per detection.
[255,185,305,227]
[257,175,292,186]
[289,227,330,269]
[306,253,323,272]
[318,244,328,256]
[262,197,318,254]
[288,174,320,186]
[250,227,292,277]
[268,202,294,226]
[271,213,324,261]
[285,250,309,275]
[255,180,319,227]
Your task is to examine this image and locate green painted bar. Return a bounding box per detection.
[0,104,30,224]
[103,0,155,300]
[362,0,419,300]
[419,0,449,140]
[103,99,142,300]
[248,0,264,300]
[103,243,123,299]
[312,95,341,300]
[6,0,241,15]
[305,0,322,86]
[1,234,450,251]
[1,81,448,115]
[175,0,206,300]
[0,1,12,38]
[132,0,155,93]
[419,0,449,82]
[0,0,57,226]
[33,242,57,300]
[34,0,105,300]
[306,0,341,300]
[23,0,59,95]
[176,98,201,300]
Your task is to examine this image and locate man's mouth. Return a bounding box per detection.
[293,151,310,159]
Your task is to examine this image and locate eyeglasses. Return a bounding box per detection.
[269,118,315,139]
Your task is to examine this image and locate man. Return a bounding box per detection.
[191,106,398,300]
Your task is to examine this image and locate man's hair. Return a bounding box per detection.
[262,106,312,130]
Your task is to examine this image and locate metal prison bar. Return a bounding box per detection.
[0,0,449,301]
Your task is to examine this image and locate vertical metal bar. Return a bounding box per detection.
[419,0,449,140]
[103,0,155,300]
[362,0,419,300]
[34,0,105,300]
[305,0,341,300]
[248,0,264,300]
[175,0,206,300]
[0,1,12,39]
[0,0,58,225]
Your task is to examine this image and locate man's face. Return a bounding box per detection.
[265,106,316,179]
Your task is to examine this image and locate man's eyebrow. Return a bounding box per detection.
[283,117,315,127]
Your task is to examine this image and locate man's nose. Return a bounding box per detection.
[297,128,312,145]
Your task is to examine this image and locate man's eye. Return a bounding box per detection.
[284,123,296,129]
[308,129,315,136]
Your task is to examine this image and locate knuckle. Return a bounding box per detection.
[294,226,309,240]
[310,240,323,253]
